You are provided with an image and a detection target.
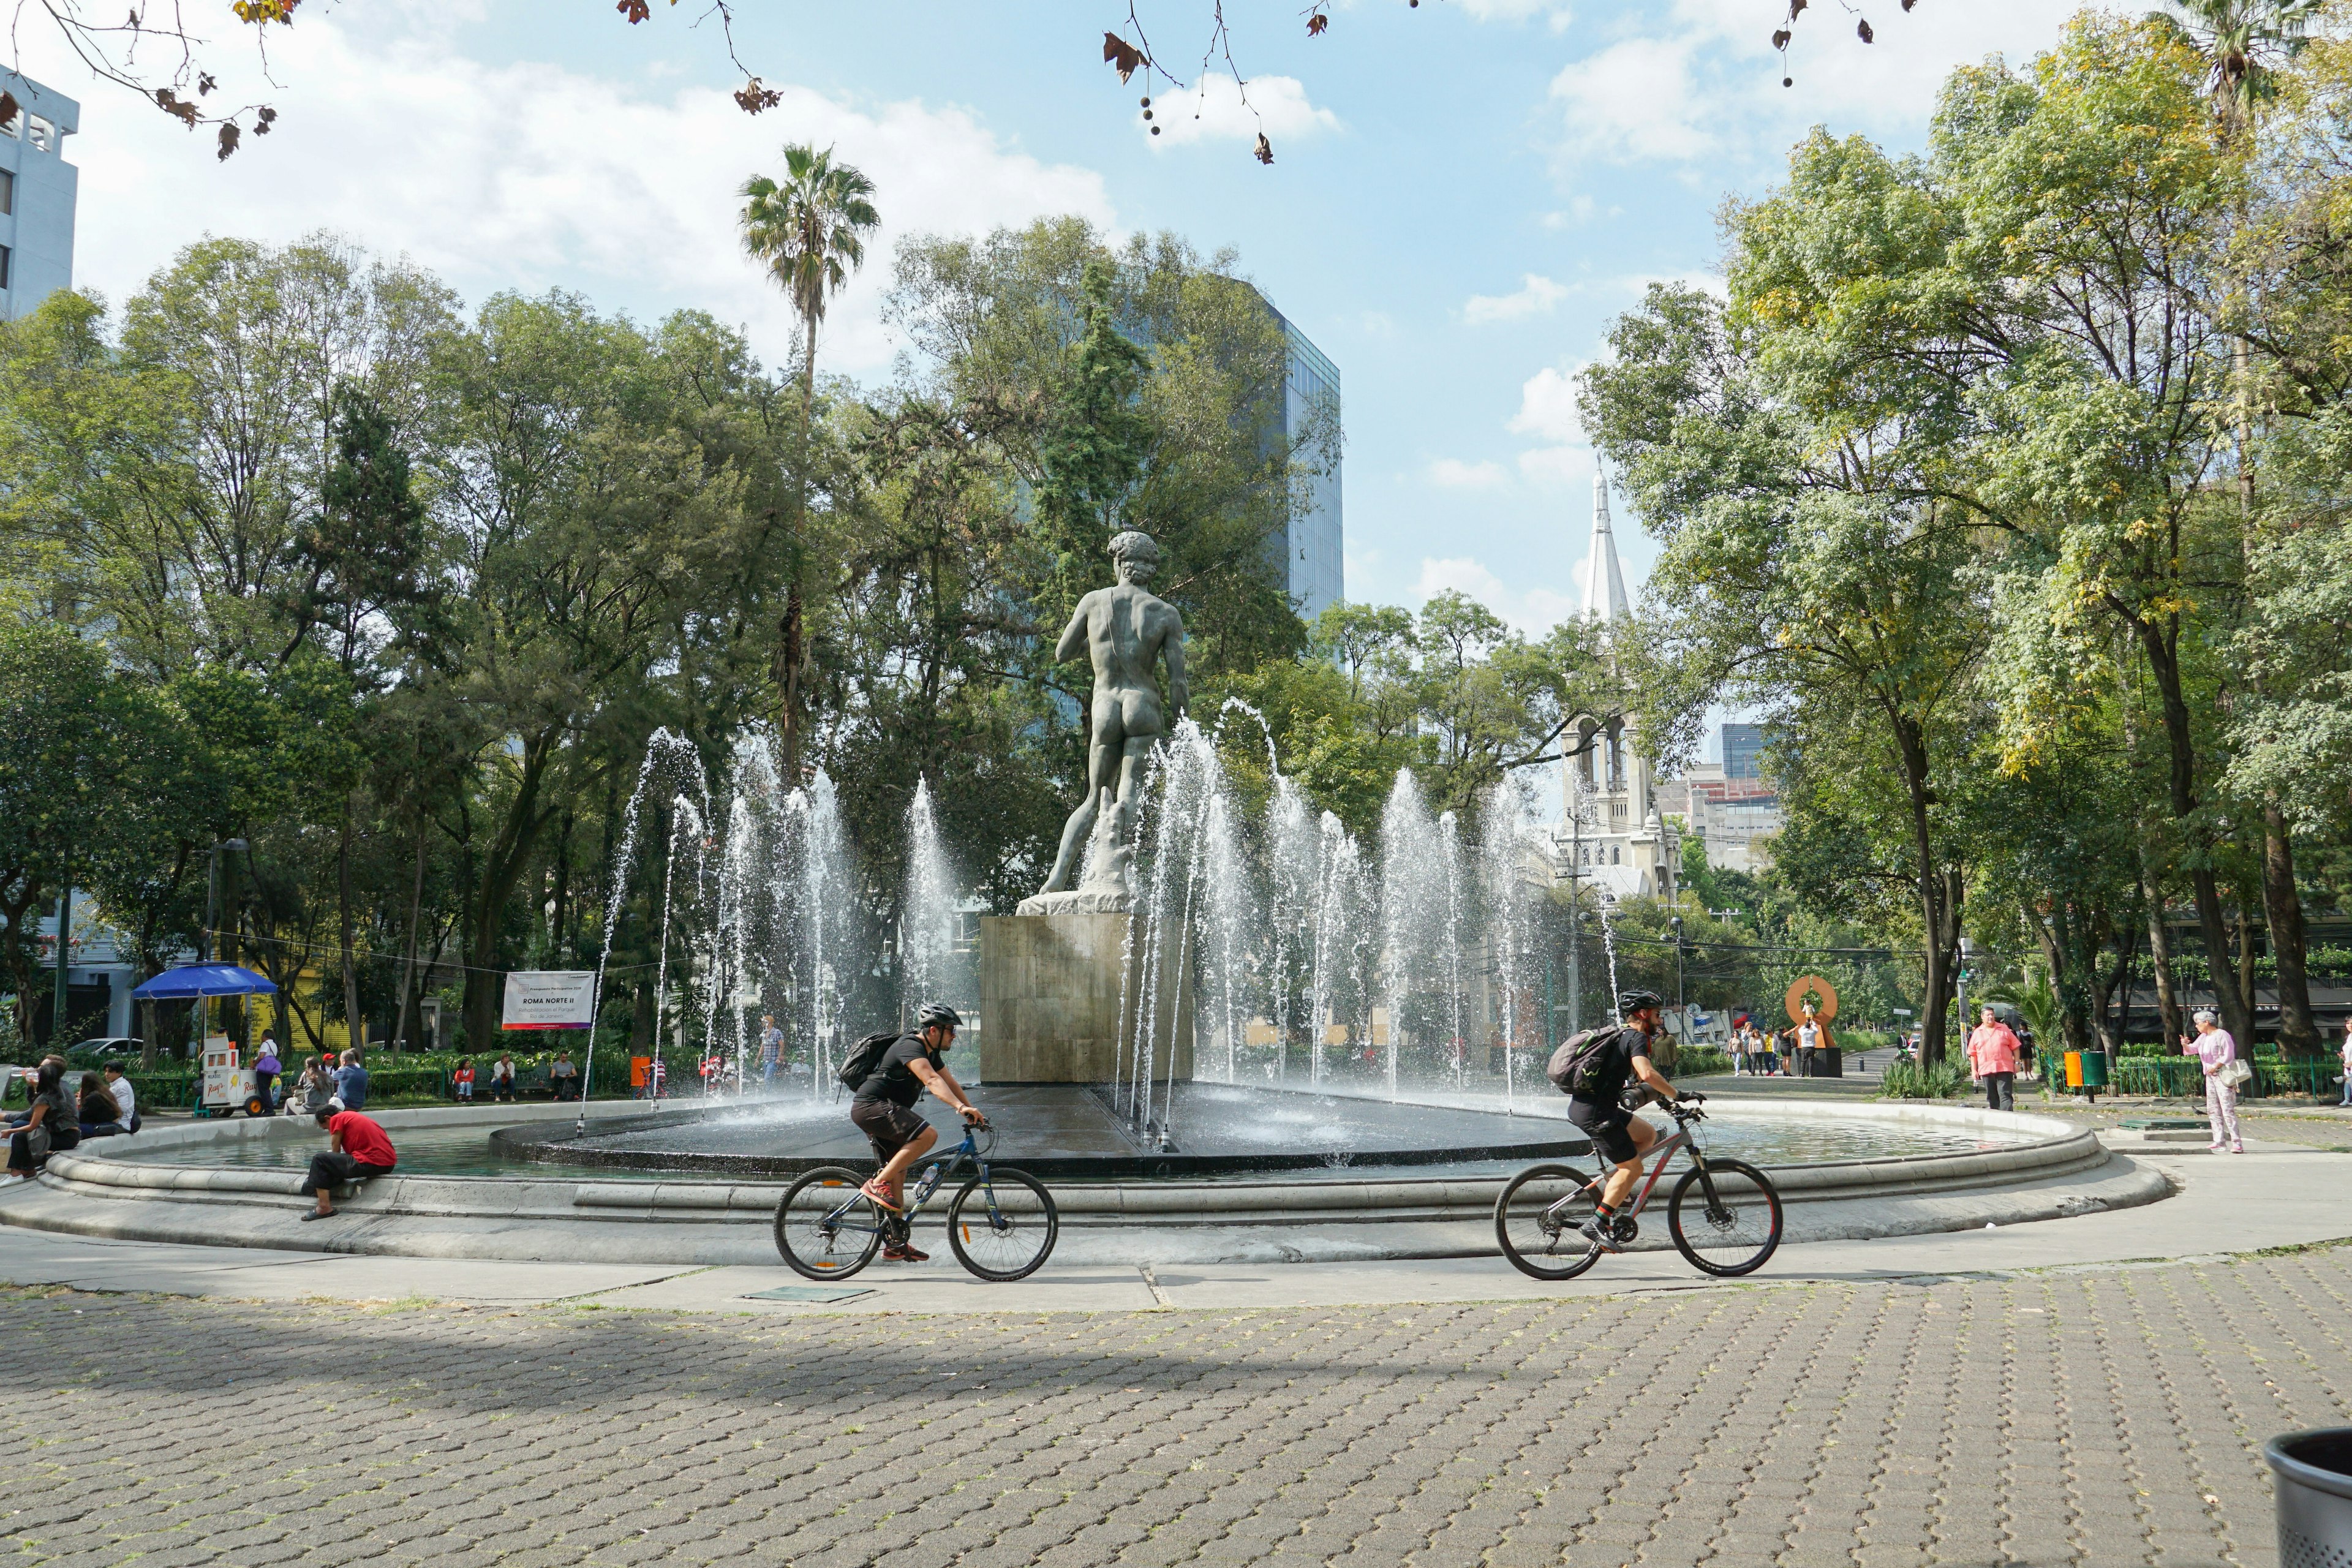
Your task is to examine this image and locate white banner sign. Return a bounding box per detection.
[502,971,597,1030]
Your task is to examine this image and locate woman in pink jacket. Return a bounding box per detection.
[2180,1009,2244,1153]
[1965,1006,2021,1112]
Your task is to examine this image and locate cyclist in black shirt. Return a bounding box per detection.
[1567,989,1689,1249]
[853,1001,984,1262]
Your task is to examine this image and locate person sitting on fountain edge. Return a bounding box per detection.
[1562,989,1693,1251]
[853,1001,984,1262]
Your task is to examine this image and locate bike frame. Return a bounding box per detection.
[1547,1109,1708,1226]
[815,1128,999,1238]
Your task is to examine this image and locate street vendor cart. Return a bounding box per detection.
[129,964,280,1118]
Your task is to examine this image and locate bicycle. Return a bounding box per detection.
[774,1121,1059,1283]
[1494,1096,1782,1280]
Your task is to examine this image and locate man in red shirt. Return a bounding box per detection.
[1966,1005,2024,1112]
[300,1098,398,1221]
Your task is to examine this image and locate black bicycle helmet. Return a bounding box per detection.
[918,1001,962,1032]
[1616,988,1665,1016]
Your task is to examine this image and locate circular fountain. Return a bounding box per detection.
[0,648,2174,1264]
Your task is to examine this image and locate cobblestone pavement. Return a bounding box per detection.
[5,1245,2346,1568]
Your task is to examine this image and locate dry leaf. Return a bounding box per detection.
[1103,31,1146,85]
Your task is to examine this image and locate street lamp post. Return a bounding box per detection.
[51,875,72,1048]
[1672,914,1687,1045]
[190,839,248,1058]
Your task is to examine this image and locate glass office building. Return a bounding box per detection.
[1265,303,1344,623]
[1723,722,1770,780]
[0,69,77,320]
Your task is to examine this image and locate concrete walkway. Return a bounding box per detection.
[1,1132,2339,1315]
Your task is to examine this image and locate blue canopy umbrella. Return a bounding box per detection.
[130,964,279,1000]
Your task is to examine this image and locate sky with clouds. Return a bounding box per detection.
[12,0,2072,753]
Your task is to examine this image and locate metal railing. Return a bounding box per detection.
[2106,1055,2343,1099]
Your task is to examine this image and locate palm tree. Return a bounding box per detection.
[2151,0,2323,138]
[739,144,880,406]
[737,145,880,775]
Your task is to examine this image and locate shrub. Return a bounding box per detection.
[1880,1055,1972,1099]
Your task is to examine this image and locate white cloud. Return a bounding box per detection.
[1414,556,1578,635]
[1508,363,1585,445]
[1148,74,1339,149]
[1544,0,2070,173]
[1428,457,1509,489]
[1457,0,1577,30]
[48,10,1115,377]
[1550,36,1711,164]
[1463,273,1568,325]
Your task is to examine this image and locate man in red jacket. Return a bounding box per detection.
[300,1098,398,1221]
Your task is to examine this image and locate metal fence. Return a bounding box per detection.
[2109,1055,2343,1099]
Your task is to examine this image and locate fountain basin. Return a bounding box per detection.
[0,1096,2169,1267]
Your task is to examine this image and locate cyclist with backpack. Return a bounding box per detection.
[1548,988,1694,1250]
[848,1002,984,1263]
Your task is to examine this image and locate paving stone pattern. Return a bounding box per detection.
[4,1248,2348,1567]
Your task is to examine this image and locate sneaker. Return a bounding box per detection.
[1577,1213,1620,1250]
[859,1177,904,1213]
[2208,1144,2225,1153]
[881,1240,930,1262]
[2231,1144,2245,1154]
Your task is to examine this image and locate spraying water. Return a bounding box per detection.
[900,779,967,1025]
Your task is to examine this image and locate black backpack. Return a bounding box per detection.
[835,1031,902,1091]
[1545,1026,1626,1096]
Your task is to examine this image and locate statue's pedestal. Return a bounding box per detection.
[979,913,1193,1085]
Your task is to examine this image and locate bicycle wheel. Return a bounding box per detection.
[1667,1157,1782,1277]
[1494,1163,1605,1281]
[775,1166,886,1281]
[947,1168,1058,1282]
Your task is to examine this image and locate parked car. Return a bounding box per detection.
[66,1037,143,1065]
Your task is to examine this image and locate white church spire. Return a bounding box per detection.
[1581,471,1632,622]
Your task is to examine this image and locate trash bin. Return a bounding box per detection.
[2064,1050,2109,1096]
[2266,1429,2352,1561]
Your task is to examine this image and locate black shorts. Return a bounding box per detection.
[1568,1098,1640,1165]
[850,1100,929,1163]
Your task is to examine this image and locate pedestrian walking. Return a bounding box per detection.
[252,1034,280,1115]
[1794,1009,1824,1077]
[759,1014,783,1085]
[2338,1016,2352,1107]
[1966,1005,2021,1112]
[2180,1009,2245,1154]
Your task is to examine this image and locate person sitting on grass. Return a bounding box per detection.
[300,1098,397,1221]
